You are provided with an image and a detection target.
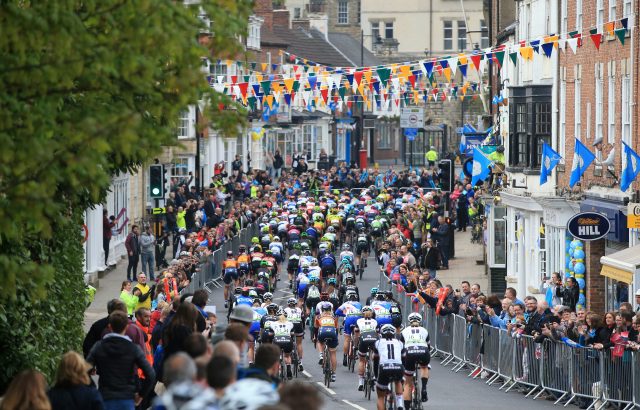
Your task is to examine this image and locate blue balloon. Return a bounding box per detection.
[574,262,586,275]
[565,271,572,279]
[578,294,586,305]
[574,249,585,260]
[566,255,571,264]
[577,278,586,289]
[569,248,575,257]
[566,260,573,270]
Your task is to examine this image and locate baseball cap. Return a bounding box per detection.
[229,304,253,324]
[635,289,640,297]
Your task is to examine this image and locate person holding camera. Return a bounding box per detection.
[556,276,580,312]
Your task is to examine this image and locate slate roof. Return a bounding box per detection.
[269,26,353,67]
[327,32,382,67]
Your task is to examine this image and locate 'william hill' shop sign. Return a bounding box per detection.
[567,212,611,241]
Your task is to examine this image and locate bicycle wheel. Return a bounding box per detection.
[324,346,331,388]
[412,374,421,410]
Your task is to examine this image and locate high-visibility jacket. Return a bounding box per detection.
[426,150,438,162]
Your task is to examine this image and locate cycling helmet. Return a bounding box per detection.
[277,307,286,317]
[266,303,279,314]
[370,287,378,295]
[320,302,333,312]
[252,298,262,306]
[327,278,337,286]
[346,291,358,301]
[273,236,280,242]
[342,244,351,251]
[327,226,335,233]
[287,298,297,307]
[320,292,329,301]
[234,286,242,294]
[257,272,265,279]
[263,292,273,301]
[309,275,319,283]
[265,249,272,255]
[380,324,396,339]
[408,312,422,325]
[303,250,312,256]
[227,251,234,257]
[375,293,386,301]
[239,244,247,252]
[362,306,374,315]
[345,274,355,285]
[219,379,279,410]
[249,289,258,298]
[251,237,259,244]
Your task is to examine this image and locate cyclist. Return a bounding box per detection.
[249,298,266,365]
[355,228,370,270]
[222,251,238,308]
[401,313,431,405]
[236,288,254,307]
[366,287,379,305]
[339,274,360,303]
[259,303,280,345]
[371,292,392,327]
[304,275,322,318]
[237,246,251,279]
[375,324,405,410]
[250,245,265,274]
[269,236,284,265]
[319,250,337,281]
[314,302,339,382]
[255,271,269,295]
[385,291,403,333]
[335,291,362,367]
[270,308,295,380]
[355,306,379,391]
[339,244,355,266]
[324,278,340,311]
[261,292,274,308]
[287,252,300,290]
[284,297,305,372]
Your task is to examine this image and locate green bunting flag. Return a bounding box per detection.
[376,67,391,87]
[494,50,505,67]
[615,28,626,45]
[260,80,271,95]
[509,52,518,66]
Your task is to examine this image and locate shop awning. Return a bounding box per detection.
[600,245,640,284]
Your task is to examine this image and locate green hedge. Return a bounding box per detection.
[0,213,85,393]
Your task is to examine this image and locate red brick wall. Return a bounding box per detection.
[254,0,273,30]
[585,239,606,313]
[559,0,638,191]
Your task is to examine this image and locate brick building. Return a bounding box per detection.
[558,0,640,312]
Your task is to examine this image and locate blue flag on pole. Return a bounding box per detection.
[621,141,640,191]
[471,147,492,186]
[540,142,562,185]
[569,138,596,188]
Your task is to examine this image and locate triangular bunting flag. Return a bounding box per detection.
[615,28,626,45]
[541,42,554,58]
[509,52,518,66]
[589,28,602,50]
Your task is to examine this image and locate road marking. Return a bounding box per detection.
[316,381,336,395]
[342,400,367,410]
[302,370,313,378]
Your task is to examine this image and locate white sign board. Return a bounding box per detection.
[400,107,424,128]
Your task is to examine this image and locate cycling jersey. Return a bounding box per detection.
[371,301,392,326]
[235,295,253,307]
[401,326,430,348]
[339,251,354,263]
[249,307,267,336]
[284,307,303,324]
[335,301,362,335]
[222,259,238,269]
[375,338,404,366]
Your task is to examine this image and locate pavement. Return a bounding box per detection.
[83,231,562,409]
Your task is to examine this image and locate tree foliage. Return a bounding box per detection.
[0,0,253,299]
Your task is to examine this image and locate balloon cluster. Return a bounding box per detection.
[566,235,587,309]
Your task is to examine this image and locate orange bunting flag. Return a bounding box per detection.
[519,46,534,60]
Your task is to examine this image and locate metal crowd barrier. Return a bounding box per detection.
[179,223,260,296]
[534,339,571,404]
[482,325,500,384]
[464,322,483,375]
[508,334,541,397]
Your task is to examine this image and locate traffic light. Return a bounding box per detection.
[439,159,454,192]
[149,164,165,199]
